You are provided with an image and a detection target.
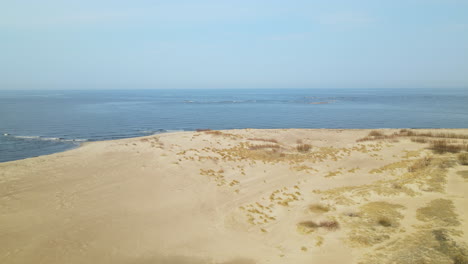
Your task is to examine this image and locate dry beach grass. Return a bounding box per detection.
[0,129,467,264]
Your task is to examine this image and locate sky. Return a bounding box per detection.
[1,0,467,90]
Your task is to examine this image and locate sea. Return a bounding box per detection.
[1,88,467,163]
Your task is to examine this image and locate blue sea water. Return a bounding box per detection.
[1,88,467,163]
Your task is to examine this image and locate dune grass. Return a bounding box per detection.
[456,170,468,179]
[358,130,468,148]
[297,220,339,234]
[369,130,384,137]
[399,129,468,139]
[416,199,460,227]
[248,144,280,150]
[362,199,466,264]
[296,144,311,153]
[247,138,278,143]
[308,204,331,213]
[346,202,405,247]
[429,140,468,154]
[457,153,468,165]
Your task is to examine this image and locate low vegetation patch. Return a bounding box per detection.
[408,157,432,172]
[430,140,468,154]
[456,170,468,179]
[361,197,467,264]
[248,138,278,143]
[197,129,243,139]
[296,144,311,152]
[357,130,399,142]
[457,153,468,165]
[248,144,280,150]
[297,220,340,234]
[416,199,460,227]
[308,204,331,213]
[361,229,468,264]
[358,129,468,146]
[410,137,429,143]
[317,156,452,206]
[346,202,405,247]
[299,221,319,229]
[369,130,384,137]
[399,129,468,140]
[319,220,340,230]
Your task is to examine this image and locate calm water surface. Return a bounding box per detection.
[1,88,467,162]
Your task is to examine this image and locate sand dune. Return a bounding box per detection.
[1,129,467,264]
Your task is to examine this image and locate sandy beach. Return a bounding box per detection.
[1,129,467,264]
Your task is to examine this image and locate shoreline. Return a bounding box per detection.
[2,128,468,164]
[1,128,467,264]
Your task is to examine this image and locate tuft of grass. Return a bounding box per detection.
[319,220,340,230]
[298,221,318,228]
[457,153,468,165]
[297,220,339,233]
[308,204,330,213]
[296,144,311,153]
[315,236,324,246]
[325,170,341,178]
[205,130,224,136]
[369,130,384,137]
[408,157,432,172]
[297,221,318,234]
[377,218,393,227]
[357,130,399,142]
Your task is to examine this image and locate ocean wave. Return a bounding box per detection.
[139,130,159,134]
[183,100,257,104]
[139,129,186,135]
[12,135,41,139]
[3,134,87,143]
[62,139,88,142]
[139,129,167,135]
[164,130,185,133]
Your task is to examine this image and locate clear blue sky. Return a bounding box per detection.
[1,0,467,89]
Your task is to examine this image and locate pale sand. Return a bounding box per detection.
[1,129,467,264]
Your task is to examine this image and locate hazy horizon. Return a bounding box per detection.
[1,0,467,90]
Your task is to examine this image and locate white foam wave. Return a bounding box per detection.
[14,135,41,139]
[163,130,185,133]
[62,139,88,142]
[5,134,88,143]
[41,137,62,141]
[183,100,254,104]
[139,129,185,135]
